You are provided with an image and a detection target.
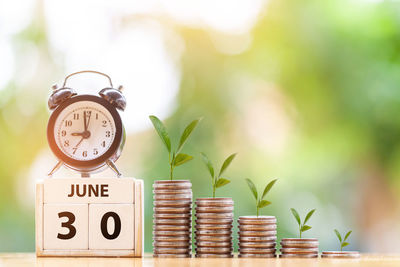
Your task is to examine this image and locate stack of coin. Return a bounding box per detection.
[153,180,192,258]
[238,216,277,258]
[194,198,234,258]
[280,238,319,258]
[321,251,360,258]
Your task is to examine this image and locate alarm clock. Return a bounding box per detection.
[47,71,126,177]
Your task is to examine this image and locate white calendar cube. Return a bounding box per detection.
[36,177,143,257]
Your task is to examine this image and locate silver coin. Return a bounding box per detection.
[238,216,276,224]
[153,189,193,194]
[239,248,276,254]
[239,224,277,231]
[280,238,319,248]
[195,224,232,230]
[153,254,192,258]
[153,200,192,207]
[195,235,232,242]
[239,253,276,258]
[153,241,191,248]
[280,247,319,254]
[238,242,276,248]
[195,247,232,253]
[321,251,360,258]
[195,229,232,236]
[154,235,190,241]
[154,247,192,254]
[239,230,277,237]
[196,198,233,205]
[153,230,191,236]
[239,236,277,242]
[279,254,318,258]
[154,213,192,219]
[196,218,233,224]
[196,213,233,219]
[195,241,232,247]
[153,225,191,231]
[195,254,233,258]
[154,194,192,200]
[154,207,192,213]
[153,219,192,225]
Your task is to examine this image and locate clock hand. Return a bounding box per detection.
[74,136,84,150]
[86,111,92,132]
[71,132,84,136]
[84,110,87,131]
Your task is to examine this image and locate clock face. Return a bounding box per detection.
[54,100,116,161]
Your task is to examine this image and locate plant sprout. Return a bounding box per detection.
[334,229,352,251]
[200,152,237,198]
[149,115,201,180]
[290,208,316,238]
[245,178,277,217]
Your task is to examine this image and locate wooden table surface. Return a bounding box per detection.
[1,253,400,267]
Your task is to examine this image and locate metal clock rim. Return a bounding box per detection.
[47,94,123,170]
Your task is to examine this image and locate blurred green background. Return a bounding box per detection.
[1,0,400,253]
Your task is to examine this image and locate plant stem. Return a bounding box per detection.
[300,225,302,238]
[340,244,342,252]
[169,163,174,180]
[256,199,259,217]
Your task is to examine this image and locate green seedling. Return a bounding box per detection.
[149,115,201,180]
[201,152,237,198]
[290,208,316,238]
[334,229,352,251]
[245,178,277,217]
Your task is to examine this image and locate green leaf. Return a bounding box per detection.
[200,152,214,178]
[218,153,237,177]
[334,229,342,242]
[261,179,277,199]
[173,153,193,166]
[344,231,352,242]
[341,242,349,248]
[290,208,301,226]
[304,209,316,224]
[176,118,202,154]
[245,178,258,201]
[215,178,230,188]
[149,115,171,153]
[300,225,312,232]
[258,200,271,208]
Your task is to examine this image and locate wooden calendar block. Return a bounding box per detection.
[89,204,134,249]
[43,204,88,250]
[36,177,143,257]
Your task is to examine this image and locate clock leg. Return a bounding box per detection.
[106,159,122,177]
[48,161,63,177]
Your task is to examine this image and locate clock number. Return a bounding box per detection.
[72,147,77,154]
[57,212,76,240]
[64,140,69,147]
[101,212,121,240]
[61,130,66,137]
[82,151,87,157]
[106,131,110,137]
[102,120,107,127]
[65,120,72,127]
[93,148,98,155]
[73,113,79,120]
[101,141,106,147]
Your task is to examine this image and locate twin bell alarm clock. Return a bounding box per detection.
[47,71,126,177]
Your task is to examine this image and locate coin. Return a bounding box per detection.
[280,247,319,254]
[239,224,277,231]
[195,254,233,258]
[239,247,276,253]
[196,198,234,207]
[238,216,276,224]
[195,235,233,242]
[238,242,276,248]
[239,230,277,237]
[195,206,233,213]
[239,254,276,258]
[321,251,360,258]
[153,230,191,236]
[195,247,232,253]
[153,241,191,248]
[154,213,192,219]
[195,241,232,247]
[154,207,191,213]
[154,194,192,200]
[195,229,232,236]
[153,219,191,225]
[153,225,191,231]
[280,254,318,258]
[195,218,233,224]
[154,247,192,254]
[280,238,319,248]
[239,236,277,242]
[153,254,191,258]
[195,224,232,230]
[154,235,191,241]
[196,213,233,219]
[153,189,193,194]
